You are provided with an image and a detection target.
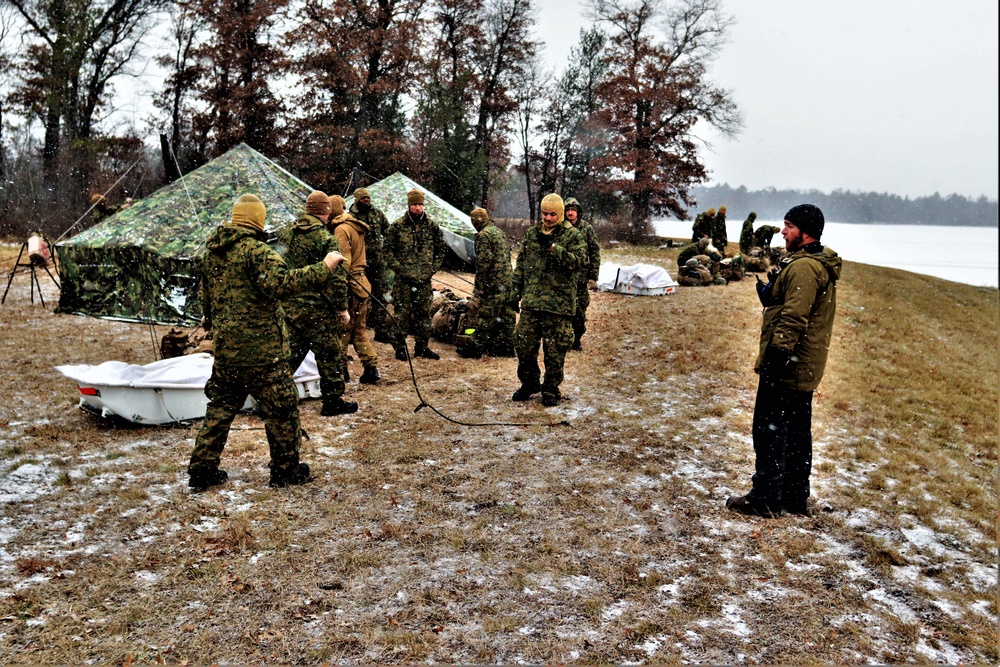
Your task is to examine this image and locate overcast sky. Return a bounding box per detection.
[538,0,999,200]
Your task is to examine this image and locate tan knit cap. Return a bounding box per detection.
[305,190,332,216]
[540,193,565,224]
[470,207,489,224]
[231,194,266,231]
[407,189,425,206]
[330,195,346,217]
[353,187,371,200]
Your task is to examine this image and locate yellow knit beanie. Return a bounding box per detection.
[407,189,425,206]
[330,195,346,217]
[719,205,726,214]
[305,191,332,216]
[540,194,565,224]
[706,208,716,217]
[231,194,266,231]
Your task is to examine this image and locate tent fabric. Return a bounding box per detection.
[56,143,314,325]
[597,262,678,291]
[345,172,476,265]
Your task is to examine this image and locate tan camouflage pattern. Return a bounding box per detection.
[57,144,315,324]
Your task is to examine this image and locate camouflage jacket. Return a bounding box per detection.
[473,221,513,298]
[573,219,601,285]
[279,215,348,315]
[712,212,728,250]
[385,212,447,284]
[330,213,371,297]
[739,213,758,254]
[755,242,842,391]
[753,225,781,249]
[200,223,332,368]
[691,213,713,242]
[350,202,389,285]
[512,221,587,316]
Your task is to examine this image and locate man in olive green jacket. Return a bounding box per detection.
[728,204,841,518]
[280,191,357,416]
[188,194,346,490]
[510,194,587,407]
[564,197,600,351]
[384,188,448,360]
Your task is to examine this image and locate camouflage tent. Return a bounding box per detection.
[56,144,314,325]
[345,172,476,266]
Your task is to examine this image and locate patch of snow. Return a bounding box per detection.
[602,600,629,621]
[865,587,918,623]
[721,603,752,638]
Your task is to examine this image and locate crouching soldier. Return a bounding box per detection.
[457,207,516,358]
[510,194,587,407]
[281,191,358,416]
[188,194,346,490]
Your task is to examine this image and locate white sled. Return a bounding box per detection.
[597,262,678,296]
[55,353,322,425]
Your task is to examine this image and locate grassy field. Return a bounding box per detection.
[0,241,996,664]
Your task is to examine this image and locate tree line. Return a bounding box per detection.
[0,0,740,242]
[689,184,999,227]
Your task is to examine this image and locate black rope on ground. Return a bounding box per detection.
[337,266,569,428]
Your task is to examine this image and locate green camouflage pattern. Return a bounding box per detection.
[512,222,587,317]
[753,225,782,249]
[279,215,348,313]
[391,277,434,349]
[471,294,516,356]
[188,360,303,477]
[287,309,346,400]
[712,211,728,250]
[57,143,314,324]
[514,309,575,400]
[350,201,389,290]
[473,221,513,298]
[691,212,714,242]
[739,212,758,254]
[345,172,476,267]
[677,239,711,267]
[385,213,448,283]
[572,219,600,346]
[201,224,332,368]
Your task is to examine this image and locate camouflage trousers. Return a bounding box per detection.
[391,277,433,350]
[341,293,378,367]
[514,309,574,399]
[188,361,302,479]
[366,265,390,335]
[471,294,516,355]
[572,282,591,346]
[286,310,345,399]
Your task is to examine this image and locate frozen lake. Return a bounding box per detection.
[653,219,998,288]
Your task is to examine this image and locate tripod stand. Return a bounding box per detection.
[2,235,61,307]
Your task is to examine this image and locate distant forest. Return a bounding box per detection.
[690,184,998,227]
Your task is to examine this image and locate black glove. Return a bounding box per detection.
[755,275,774,306]
[759,346,792,384]
[537,232,554,250]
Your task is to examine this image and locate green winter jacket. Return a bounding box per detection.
[512,221,587,316]
[200,223,333,368]
[279,215,348,317]
[738,213,758,254]
[474,221,513,298]
[691,213,713,242]
[753,225,781,249]
[575,219,601,287]
[755,244,842,391]
[350,202,389,289]
[385,212,447,284]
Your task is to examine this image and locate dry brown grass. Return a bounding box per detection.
[0,241,996,664]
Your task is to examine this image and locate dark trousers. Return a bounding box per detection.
[747,378,814,511]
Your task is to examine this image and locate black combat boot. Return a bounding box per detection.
[188,468,228,491]
[455,342,482,359]
[359,365,380,384]
[269,463,311,488]
[394,347,409,361]
[511,383,542,401]
[541,391,560,407]
[414,345,440,360]
[725,495,780,518]
[321,397,359,416]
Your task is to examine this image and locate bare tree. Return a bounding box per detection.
[511,54,547,223]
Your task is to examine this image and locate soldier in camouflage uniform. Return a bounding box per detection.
[739,212,759,254]
[753,224,782,249]
[456,207,515,358]
[330,195,381,384]
[712,205,728,252]
[691,208,715,242]
[510,194,588,407]
[349,188,392,344]
[90,193,118,224]
[384,188,448,361]
[563,197,601,351]
[676,237,713,268]
[280,191,358,416]
[187,194,346,491]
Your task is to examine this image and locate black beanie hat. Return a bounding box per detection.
[784,204,825,239]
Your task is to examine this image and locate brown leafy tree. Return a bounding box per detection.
[185,0,289,159]
[287,0,424,191]
[588,0,741,239]
[5,0,167,201]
